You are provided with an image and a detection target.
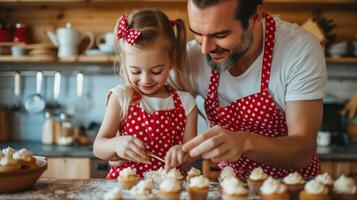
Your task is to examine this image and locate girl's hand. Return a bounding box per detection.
[165,145,187,169]
[114,136,150,164]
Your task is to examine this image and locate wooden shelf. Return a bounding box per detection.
[0,55,356,64]
[326,57,357,64]
[0,55,115,63]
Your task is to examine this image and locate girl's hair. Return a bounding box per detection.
[113,9,191,119]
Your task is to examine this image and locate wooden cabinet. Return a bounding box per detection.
[321,160,357,178]
[41,157,90,179]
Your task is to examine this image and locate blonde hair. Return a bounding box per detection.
[113,9,191,119]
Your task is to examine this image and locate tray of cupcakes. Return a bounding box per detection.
[0,147,47,193]
[103,165,356,200]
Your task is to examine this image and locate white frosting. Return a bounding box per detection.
[159,179,181,192]
[13,148,33,162]
[333,175,356,194]
[260,177,287,195]
[0,154,18,166]
[130,179,154,196]
[221,177,248,196]
[188,167,201,177]
[104,187,122,200]
[304,179,329,195]
[2,147,15,155]
[166,168,183,180]
[283,172,305,185]
[189,175,210,188]
[119,167,137,177]
[249,167,268,180]
[220,166,236,180]
[315,172,334,185]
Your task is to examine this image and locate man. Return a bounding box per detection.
[182,0,327,180]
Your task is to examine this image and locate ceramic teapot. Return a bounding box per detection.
[47,23,94,58]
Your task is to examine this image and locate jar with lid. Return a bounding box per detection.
[42,111,58,144]
[58,112,75,145]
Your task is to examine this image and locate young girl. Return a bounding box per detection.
[93,9,198,179]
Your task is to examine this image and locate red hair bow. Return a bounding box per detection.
[116,15,141,46]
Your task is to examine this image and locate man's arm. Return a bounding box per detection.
[182,99,323,169]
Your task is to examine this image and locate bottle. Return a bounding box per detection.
[58,112,75,146]
[42,112,55,144]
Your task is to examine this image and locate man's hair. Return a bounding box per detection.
[191,0,263,29]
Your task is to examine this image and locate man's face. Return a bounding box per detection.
[188,0,254,71]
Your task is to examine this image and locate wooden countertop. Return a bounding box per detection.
[0,178,236,200]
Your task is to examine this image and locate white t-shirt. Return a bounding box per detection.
[109,85,196,116]
[186,16,327,111]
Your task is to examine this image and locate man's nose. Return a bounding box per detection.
[201,36,215,54]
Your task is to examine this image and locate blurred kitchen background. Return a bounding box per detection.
[0,0,357,180]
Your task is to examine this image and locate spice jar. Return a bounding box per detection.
[58,112,75,145]
[41,112,58,144]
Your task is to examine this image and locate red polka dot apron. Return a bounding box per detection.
[106,86,186,179]
[204,14,321,180]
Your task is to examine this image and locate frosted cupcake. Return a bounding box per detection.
[221,176,249,200]
[187,167,201,182]
[299,179,330,200]
[188,175,210,200]
[13,148,37,168]
[282,172,305,200]
[315,172,334,193]
[159,178,182,200]
[247,167,268,195]
[165,168,184,185]
[117,167,140,189]
[332,175,356,200]
[0,151,21,173]
[130,179,154,199]
[104,187,123,200]
[219,166,236,183]
[260,177,290,200]
[2,147,16,155]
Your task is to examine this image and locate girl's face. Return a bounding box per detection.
[123,41,172,96]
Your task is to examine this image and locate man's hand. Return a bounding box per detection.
[114,136,150,164]
[182,125,246,163]
[342,93,357,119]
[165,145,187,169]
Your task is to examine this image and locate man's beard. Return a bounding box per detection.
[207,29,253,72]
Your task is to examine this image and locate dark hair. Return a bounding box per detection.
[191,0,263,29]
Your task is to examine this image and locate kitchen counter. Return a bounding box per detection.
[0,178,225,200]
[1,141,357,160]
[0,178,117,200]
[0,141,95,158]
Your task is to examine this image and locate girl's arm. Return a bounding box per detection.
[93,94,149,164]
[182,106,199,165]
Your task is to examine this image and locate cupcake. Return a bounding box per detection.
[219,166,236,183]
[13,148,37,169]
[247,167,268,195]
[130,179,154,199]
[0,151,21,173]
[165,168,184,185]
[221,176,249,200]
[144,168,165,188]
[260,177,290,200]
[282,172,305,200]
[188,175,210,200]
[2,147,16,155]
[159,178,182,200]
[332,175,356,200]
[315,172,334,193]
[104,187,123,200]
[299,179,330,200]
[187,167,201,182]
[117,167,140,189]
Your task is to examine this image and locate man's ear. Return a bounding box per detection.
[251,5,263,25]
